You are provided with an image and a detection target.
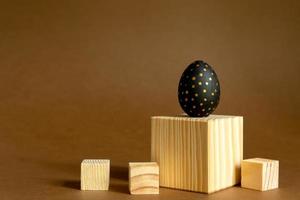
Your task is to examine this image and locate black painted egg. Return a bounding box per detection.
[178,60,220,117]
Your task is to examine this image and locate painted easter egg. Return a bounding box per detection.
[178,60,220,117]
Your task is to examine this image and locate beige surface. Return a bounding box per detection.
[242,158,279,191]
[0,0,299,199]
[81,159,110,190]
[151,115,243,193]
[129,162,159,194]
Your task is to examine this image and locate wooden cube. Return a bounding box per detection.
[242,158,279,191]
[81,159,110,190]
[129,162,159,194]
[151,115,243,193]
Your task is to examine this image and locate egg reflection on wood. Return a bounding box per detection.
[178,60,220,117]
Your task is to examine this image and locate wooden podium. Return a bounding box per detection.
[151,115,243,193]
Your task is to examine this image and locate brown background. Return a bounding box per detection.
[0,0,299,199]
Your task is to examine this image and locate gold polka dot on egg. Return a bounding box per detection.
[178,60,220,117]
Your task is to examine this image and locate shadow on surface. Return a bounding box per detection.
[109,165,129,193]
[61,180,81,190]
[110,165,128,180]
[51,165,128,193]
[53,179,129,194]
[48,164,129,193]
[109,182,129,194]
[52,179,80,190]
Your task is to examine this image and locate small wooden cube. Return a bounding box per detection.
[242,158,279,191]
[81,159,110,190]
[129,162,159,194]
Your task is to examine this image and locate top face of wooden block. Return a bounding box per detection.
[243,158,279,165]
[152,114,243,122]
[81,159,110,165]
[129,162,158,167]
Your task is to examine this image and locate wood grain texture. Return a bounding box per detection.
[151,115,243,193]
[242,158,279,191]
[129,162,159,194]
[81,159,110,190]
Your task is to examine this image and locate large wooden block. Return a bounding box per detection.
[151,115,243,193]
[81,159,110,190]
[129,162,159,194]
[241,158,279,191]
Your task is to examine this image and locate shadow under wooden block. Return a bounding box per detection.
[151,114,243,193]
[242,158,279,191]
[110,165,128,180]
[81,159,110,190]
[129,162,159,194]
